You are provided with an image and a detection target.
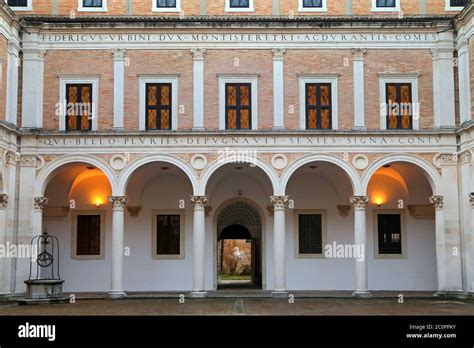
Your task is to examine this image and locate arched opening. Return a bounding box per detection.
[216,202,263,289]
[365,161,436,291]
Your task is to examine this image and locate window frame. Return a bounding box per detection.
[225,82,252,130]
[379,74,419,130]
[294,210,327,258]
[71,210,106,260]
[445,0,468,11]
[78,0,108,12]
[139,75,179,131]
[299,74,339,131]
[152,0,181,12]
[59,76,99,132]
[298,0,327,12]
[151,210,185,260]
[374,210,407,259]
[225,0,254,12]
[218,74,258,130]
[6,0,32,11]
[371,0,401,12]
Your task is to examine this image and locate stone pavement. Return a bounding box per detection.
[0,298,473,316]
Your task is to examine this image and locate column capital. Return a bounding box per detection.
[429,195,444,210]
[34,197,48,211]
[111,48,127,61]
[437,153,458,167]
[351,48,367,61]
[271,195,289,209]
[0,194,8,209]
[456,39,469,55]
[272,48,286,61]
[469,193,474,208]
[190,195,208,208]
[7,41,20,56]
[191,48,206,61]
[109,196,128,209]
[350,196,369,209]
[459,150,472,164]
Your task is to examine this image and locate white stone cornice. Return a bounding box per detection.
[429,195,444,210]
[191,48,206,61]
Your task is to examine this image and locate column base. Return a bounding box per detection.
[108,291,127,299]
[272,126,285,131]
[271,291,289,298]
[190,291,208,298]
[352,291,373,298]
[352,126,367,131]
[192,127,205,132]
[433,291,469,299]
[112,127,124,132]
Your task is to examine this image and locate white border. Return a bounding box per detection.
[379,73,419,130]
[298,0,327,12]
[71,210,106,260]
[139,75,179,131]
[371,0,401,12]
[218,74,258,131]
[78,0,107,12]
[445,0,467,11]
[294,210,327,258]
[152,0,181,12]
[151,209,185,260]
[59,76,99,132]
[6,0,32,11]
[225,0,254,12]
[299,74,339,131]
[373,209,407,259]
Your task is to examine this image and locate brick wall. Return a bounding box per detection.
[0,35,7,122]
[59,0,126,16]
[43,50,114,130]
[123,50,194,130]
[132,0,200,16]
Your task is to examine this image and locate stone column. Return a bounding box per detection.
[457,39,472,124]
[272,48,286,130]
[5,42,20,126]
[350,196,371,298]
[352,48,367,130]
[430,195,447,293]
[33,197,47,237]
[469,192,474,295]
[191,195,208,297]
[459,151,473,294]
[0,194,8,294]
[109,196,127,298]
[112,49,127,130]
[21,30,45,128]
[191,49,206,131]
[271,195,288,296]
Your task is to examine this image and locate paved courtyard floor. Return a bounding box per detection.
[0,298,473,316]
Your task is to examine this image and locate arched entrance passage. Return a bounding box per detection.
[216,201,263,289]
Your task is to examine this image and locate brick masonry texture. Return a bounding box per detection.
[0,35,7,121]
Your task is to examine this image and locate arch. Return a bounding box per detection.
[361,153,441,196]
[118,154,199,195]
[35,154,118,197]
[280,154,362,196]
[216,200,262,238]
[199,157,279,196]
[219,225,252,240]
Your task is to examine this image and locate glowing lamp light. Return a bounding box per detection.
[373,196,384,207]
[93,197,105,207]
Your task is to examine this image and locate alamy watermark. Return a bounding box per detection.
[217,147,258,166]
[0,242,38,262]
[324,242,365,262]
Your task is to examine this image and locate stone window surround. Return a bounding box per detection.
[152,0,181,13]
[294,209,328,259]
[7,0,33,11]
[78,0,108,12]
[371,0,401,12]
[151,209,185,260]
[71,210,106,260]
[298,0,328,13]
[225,0,254,13]
[373,209,407,259]
[445,0,467,11]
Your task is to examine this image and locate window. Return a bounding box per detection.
[139,76,178,131]
[7,0,32,11]
[298,0,327,12]
[152,211,184,259]
[299,75,338,130]
[379,74,419,130]
[225,0,254,12]
[377,214,402,254]
[153,0,181,12]
[60,76,99,132]
[65,84,93,131]
[219,75,258,130]
[146,83,172,130]
[295,211,326,257]
[371,0,400,11]
[445,0,468,11]
[78,0,107,11]
[72,211,105,260]
[225,83,252,130]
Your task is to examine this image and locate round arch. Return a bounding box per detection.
[280,154,362,196]
[361,154,441,196]
[35,154,118,197]
[199,158,279,196]
[118,154,199,196]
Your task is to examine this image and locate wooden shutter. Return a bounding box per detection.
[77,215,101,255]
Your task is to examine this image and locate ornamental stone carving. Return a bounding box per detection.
[350,196,369,209]
[34,197,48,211]
[429,195,444,209]
[0,194,8,209]
[271,196,289,210]
[109,196,128,209]
[190,196,208,209]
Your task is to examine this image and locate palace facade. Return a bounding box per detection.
[0,0,473,298]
